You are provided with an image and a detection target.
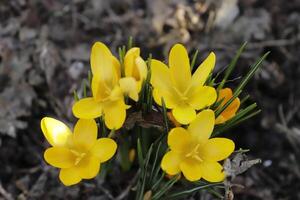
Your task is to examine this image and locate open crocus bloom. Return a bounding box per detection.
[41,117,117,186]
[72,42,128,130]
[120,47,148,101]
[151,43,217,124]
[215,88,240,124]
[161,109,235,182]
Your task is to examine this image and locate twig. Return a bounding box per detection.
[115,172,139,200]
[0,183,13,200]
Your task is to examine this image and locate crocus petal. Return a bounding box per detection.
[41,117,72,147]
[180,158,202,181]
[215,97,240,124]
[112,55,121,80]
[187,86,217,110]
[91,42,117,86]
[172,105,196,125]
[161,151,182,175]
[44,147,76,168]
[119,77,139,101]
[91,138,117,162]
[76,155,101,179]
[135,56,148,81]
[215,88,240,124]
[168,127,191,152]
[188,109,215,144]
[200,138,235,162]
[73,119,97,151]
[191,52,216,87]
[59,167,82,186]
[103,99,127,130]
[200,162,225,182]
[124,48,140,77]
[150,59,173,92]
[72,97,102,119]
[152,88,179,109]
[169,44,191,92]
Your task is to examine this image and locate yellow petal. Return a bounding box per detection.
[73,119,97,152]
[215,88,240,124]
[150,59,173,92]
[119,77,139,101]
[169,44,191,92]
[41,117,72,147]
[152,88,179,109]
[187,86,217,110]
[172,105,196,125]
[188,109,215,144]
[112,55,121,79]
[44,147,76,168]
[191,52,216,87]
[124,47,140,77]
[59,167,82,186]
[200,162,225,182]
[72,97,102,119]
[103,99,127,130]
[91,42,117,87]
[161,151,182,175]
[180,158,202,181]
[91,138,117,162]
[135,56,148,81]
[76,154,101,179]
[108,85,124,101]
[200,138,235,162]
[168,127,191,152]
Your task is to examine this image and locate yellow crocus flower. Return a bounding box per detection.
[161,109,234,182]
[72,42,128,130]
[215,88,240,124]
[41,117,117,186]
[151,43,217,124]
[120,47,147,101]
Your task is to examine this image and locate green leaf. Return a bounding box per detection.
[164,183,222,200]
[234,51,270,94]
[217,42,248,91]
[161,98,169,133]
[73,90,79,101]
[152,175,179,200]
[190,49,199,71]
[128,36,133,49]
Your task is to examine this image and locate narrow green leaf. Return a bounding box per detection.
[165,183,222,200]
[88,70,92,87]
[73,90,79,101]
[128,36,133,49]
[152,175,179,200]
[234,51,270,94]
[217,42,248,91]
[83,81,87,98]
[240,94,250,105]
[161,98,169,133]
[190,49,199,71]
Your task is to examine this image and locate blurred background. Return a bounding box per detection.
[0,0,299,199]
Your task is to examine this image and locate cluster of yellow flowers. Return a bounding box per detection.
[41,42,240,186]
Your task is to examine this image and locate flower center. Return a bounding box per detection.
[71,150,87,165]
[185,144,203,162]
[172,87,188,102]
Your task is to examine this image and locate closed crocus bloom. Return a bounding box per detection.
[41,117,117,186]
[151,44,217,124]
[215,88,240,124]
[119,47,147,101]
[72,42,128,130]
[161,109,234,182]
